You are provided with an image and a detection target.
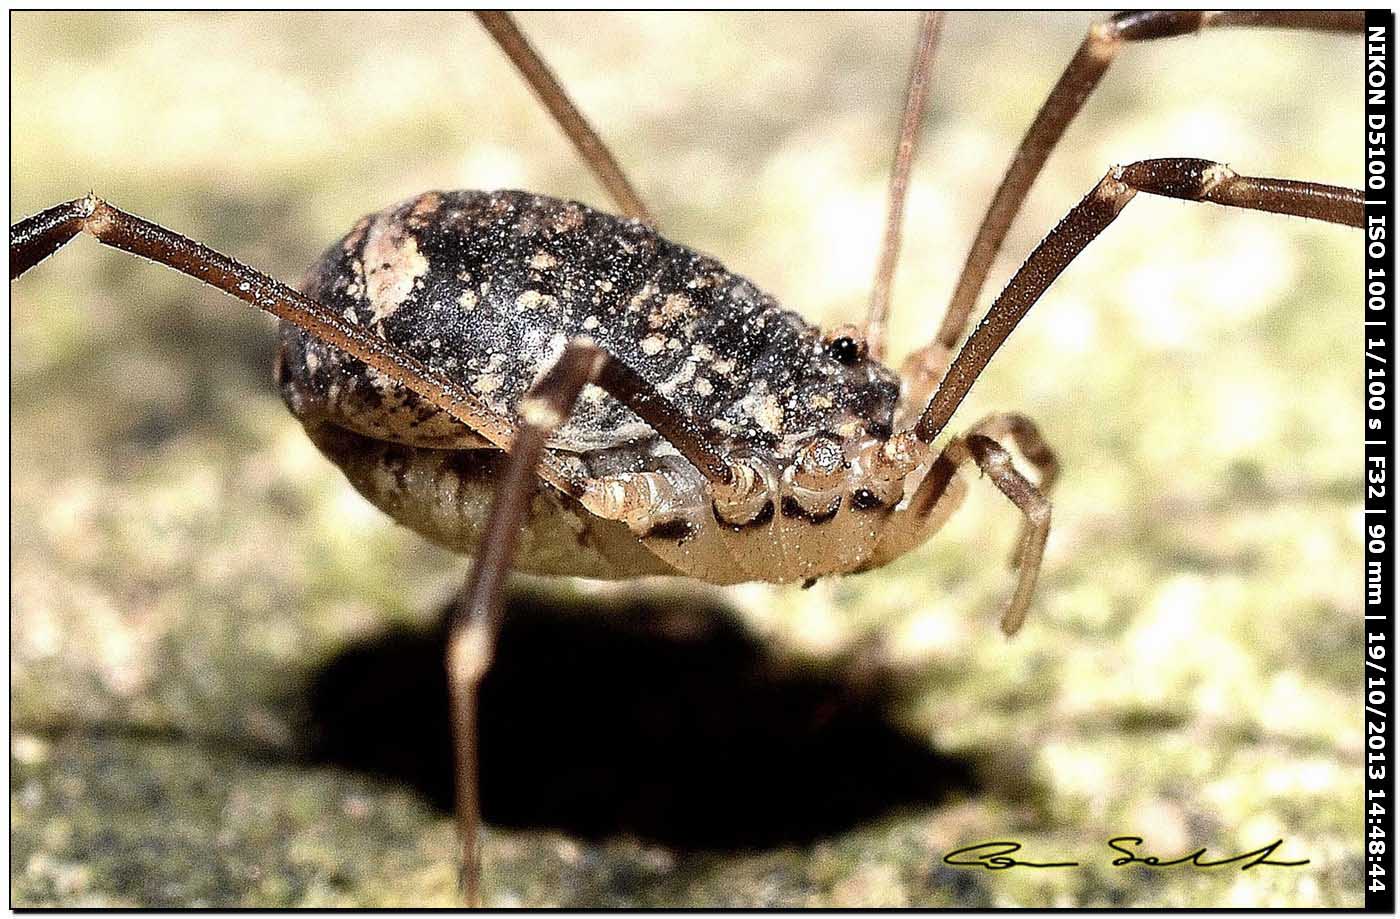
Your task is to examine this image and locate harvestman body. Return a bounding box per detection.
[10,10,1365,905]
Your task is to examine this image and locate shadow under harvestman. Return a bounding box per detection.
[10,10,1364,905]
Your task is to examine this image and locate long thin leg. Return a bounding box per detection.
[445,338,710,904]
[864,11,943,361]
[10,197,734,496]
[913,432,1050,635]
[476,11,654,225]
[917,10,1364,371]
[913,157,1363,444]
[12,196,504,443]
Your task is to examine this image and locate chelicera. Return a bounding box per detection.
[10,10,1364,905]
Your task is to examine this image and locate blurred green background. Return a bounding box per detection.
[11,11,1363,907]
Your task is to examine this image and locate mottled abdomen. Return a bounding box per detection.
[277,190,911,580]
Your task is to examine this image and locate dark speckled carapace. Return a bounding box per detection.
[280,190,899,458]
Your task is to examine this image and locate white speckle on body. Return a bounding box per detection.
[516,290,558,311]
[662,293,692,319]
[363,220,429,324]
[736,387,785,436]
[657,360,697,397]
[627,284,658,312]
[756,396,784,434]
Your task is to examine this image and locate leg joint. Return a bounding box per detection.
[1119,158,1237,202]
[1101,10,1206,44]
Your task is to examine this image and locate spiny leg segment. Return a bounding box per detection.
[898,152,1360,633]
[923,9,1365,369]
[914,157,1363,445]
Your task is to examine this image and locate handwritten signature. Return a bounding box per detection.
[943,837,1309,871]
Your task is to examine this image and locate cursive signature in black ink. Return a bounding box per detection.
[942,837,1311,872]
[1106,836,1310,871]
[943,841,1080,870]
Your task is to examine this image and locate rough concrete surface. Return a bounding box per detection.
[12,12,1364,907]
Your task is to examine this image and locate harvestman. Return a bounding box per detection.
[10,10,1365,905]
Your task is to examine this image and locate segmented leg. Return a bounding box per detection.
[912,432,1050,636]
[913,157,1364,444]
[447,338,721,904]
[969,412,1058,569]
[924,9,1364,366]
[863,11,943,361]
[476,11,654,225]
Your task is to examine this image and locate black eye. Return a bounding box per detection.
[826,336,861,366]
